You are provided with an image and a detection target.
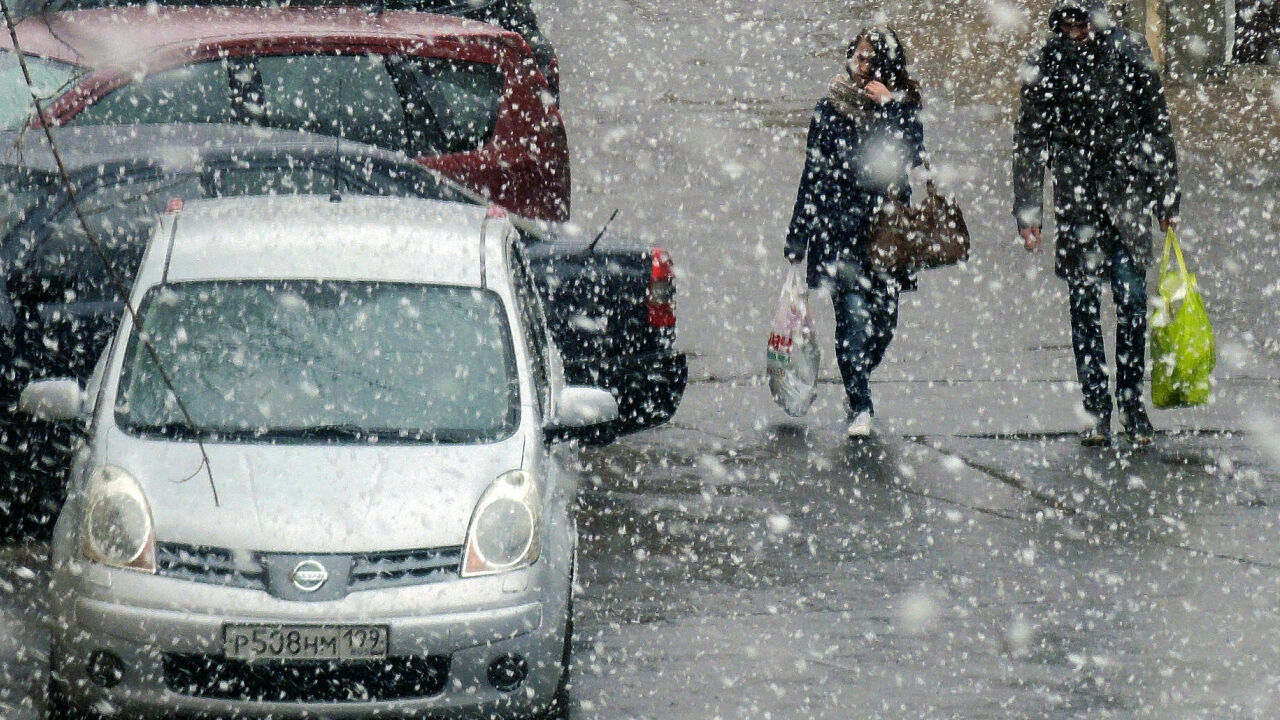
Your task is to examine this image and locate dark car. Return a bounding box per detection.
[0,124,685,531]
[0,6,570,221]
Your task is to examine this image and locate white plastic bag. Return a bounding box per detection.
[766,265,820,417]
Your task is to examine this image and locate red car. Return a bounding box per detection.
[0,6,570,220]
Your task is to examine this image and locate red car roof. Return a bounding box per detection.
[3,6,524,68]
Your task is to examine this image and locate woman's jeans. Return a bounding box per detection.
[1066,243,1147,421]
[832,268,899,417]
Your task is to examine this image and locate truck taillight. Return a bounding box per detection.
[648,247,676,328]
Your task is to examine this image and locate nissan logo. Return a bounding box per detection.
[290,560,329,593]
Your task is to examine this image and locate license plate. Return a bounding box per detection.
[223,624,389,661]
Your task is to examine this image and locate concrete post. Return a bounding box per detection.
[1118,0,1167,67]
[1120,0,1248,79]
[1166,0,1232,78]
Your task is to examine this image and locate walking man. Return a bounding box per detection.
[1013,0,1180,446]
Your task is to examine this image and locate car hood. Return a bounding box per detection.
[99,425,527,553]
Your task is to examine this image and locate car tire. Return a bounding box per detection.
[533,573,573,720]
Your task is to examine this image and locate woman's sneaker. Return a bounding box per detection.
[1080,413,1111,447]
[846,411,873,438]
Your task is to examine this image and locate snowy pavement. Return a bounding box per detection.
[569,377,1280,719]
[549,0,1280,716]
[0,1,1275,717]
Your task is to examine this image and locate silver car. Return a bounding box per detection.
[22,195,617,718]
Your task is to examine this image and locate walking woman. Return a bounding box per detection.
[784,26,925,437]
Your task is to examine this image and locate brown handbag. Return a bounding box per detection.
[867,160,970,273]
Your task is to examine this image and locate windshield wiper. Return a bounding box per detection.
[125,421,494,443]
[252,423,382,441]
[125,421,205,439]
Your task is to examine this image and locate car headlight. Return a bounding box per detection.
[462,470,542,577]
[82,466,156,573]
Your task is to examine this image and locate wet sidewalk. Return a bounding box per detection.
[570,375,1280,719]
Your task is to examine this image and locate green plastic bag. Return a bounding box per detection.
[1150,229,1215,408]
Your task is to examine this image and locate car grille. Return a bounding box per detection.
[156,543,267,591]
[350,547,463,591]
[155,543,463,593]
[163,653,450,702]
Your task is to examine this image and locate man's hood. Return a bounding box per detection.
[1049,0,1111,31]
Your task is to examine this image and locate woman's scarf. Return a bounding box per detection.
[827,73,875,123]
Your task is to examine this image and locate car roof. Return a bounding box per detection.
[3,6,524,68]
[156,195,497,288]
[0,123,434,175]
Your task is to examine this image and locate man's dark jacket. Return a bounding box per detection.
[786,96,924,289]
[1013,8,1180,280]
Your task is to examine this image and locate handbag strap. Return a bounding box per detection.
[920,150,939,198]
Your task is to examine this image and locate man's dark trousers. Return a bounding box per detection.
[1065,235,1147,421]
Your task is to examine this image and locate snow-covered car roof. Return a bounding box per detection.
[1,6,525,69]
[153,194,499,288]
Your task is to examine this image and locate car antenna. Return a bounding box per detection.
[330,132,342,203]
[586,208,619,254]
[331,80,343,203]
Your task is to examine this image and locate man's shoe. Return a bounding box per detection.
[1122,407,1155,446]
[846,411,872,438]
[1080,414,1111,447]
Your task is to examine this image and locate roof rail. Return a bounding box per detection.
[478,205,509,289]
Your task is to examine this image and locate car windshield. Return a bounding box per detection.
[115,280,519,443]
[0,50,79,130]
[71,54,504,156]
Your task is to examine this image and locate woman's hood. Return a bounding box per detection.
[96,426,529,553]
[1048,0,1111,30]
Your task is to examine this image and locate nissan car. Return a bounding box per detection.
[23,193,615,717]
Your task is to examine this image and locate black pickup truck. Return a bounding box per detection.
[0,125,685,530]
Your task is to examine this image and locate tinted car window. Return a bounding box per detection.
[66,53,502,155]
[116,281,520,443]
[252,55,409,150]
[392,57,503,155]
[208,156,480,202]
[73,62,236,126]
[0,50,78,130]
[211,162,369,197]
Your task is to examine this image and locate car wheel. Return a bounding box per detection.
[535,592,572,720]
[532,599,573,717]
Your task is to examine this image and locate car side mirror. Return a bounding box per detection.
[545,386,619,445]
[19,379,85,422]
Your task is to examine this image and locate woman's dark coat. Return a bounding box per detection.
[1013,15,1180,280]
[785,96,925,290]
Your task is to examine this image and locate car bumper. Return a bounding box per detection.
[566,348,687,433]
[52,560,570,719]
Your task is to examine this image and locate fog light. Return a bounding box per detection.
[87,650,124,687]
[486,653,528,692]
